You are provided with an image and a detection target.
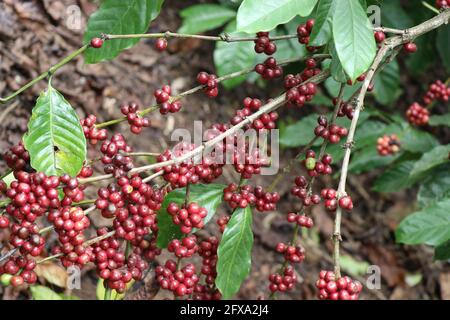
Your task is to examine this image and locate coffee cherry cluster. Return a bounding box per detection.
[290,175,321,207]
[6,172,61,222]
[81,115,108,145]
[287,212,314,228]
[296,19,315,46]
[168,235,198,258]
[232,146,269,179]
[303,150,333,177]
[286,81,318,108]
[9,221,45,257]
[47,207,91,267]
[377,134,400,156]
[60,174,87,206]
[275,242,306,263]
[254,32,277,55]
[154,85,182,114]
[3,142,30,171]
[321,188,338,212]
[155,260,199,297]
[155,38,168,52]
[198,236,219,286]
[268,265,297,293]
[0,256,37,286]
[255,57,283,80]
[339,195,354,211]
[314,116,348,144]
[406,102,429,126]
[230,97,278,130]
[436,0,450,9]
[197,72,219,98]
[217,215,230,233]
[100,134,133,177]
[120,103,150,134]
[157,143,223,188]
[223,183,280,212]
[337,101,354,120]
[423,80,450,105]
[167,202,208,234]
[316,270,363,300]
[374,31,386,43]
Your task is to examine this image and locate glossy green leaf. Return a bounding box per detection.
[436,25,450,72]
[236,0,318,33]
[329,42,348,83]
[348,147,401,174]
[396,199,450,246]
[372,160,419,193]
[401,126,439,154]
[417,164,450,208]
[83,0,164,64]
[410,144,450,178]
[309,0,335,46]
[30,286,62,300]
[23,84,86,177]
[178,4,236,34]
[380,0,413,29]
[216,206,253,299]
[373,59,401,106]
[214,20,255,89]
[429,113,450,127]
[332,0,376,81]
[156,184,225,248]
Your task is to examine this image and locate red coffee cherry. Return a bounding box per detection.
[254,32,277,55]
[90,38,103,48]
[338,195,354,211]
[155,38,168,52]
[377,134,400,156]
[406,102,429,126]
[403,42,417,53]
[316,270,363,300]
[374,31,386,43]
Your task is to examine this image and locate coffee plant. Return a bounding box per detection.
[0,0,449,301]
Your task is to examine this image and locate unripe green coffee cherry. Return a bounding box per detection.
[1,274,12,286]
[305,157,316,170]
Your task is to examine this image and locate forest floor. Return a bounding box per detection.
[0,0,449,300]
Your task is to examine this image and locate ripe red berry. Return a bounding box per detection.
[403,42,417,53]
[90,38,103,49]
[155,38,168,52]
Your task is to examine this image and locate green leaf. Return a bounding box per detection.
[373,59,401,106]
[373,160,420,193]
[309,0,335,46]
[324,77,361,100]
[436,25,450,72]
[340,254,370,277]
[216,206,253,299]
[279,114,320,148]
[156,184,225,248]
[332,0,376,81]
[401,126,439,154]
[380,0,413,29]
[236,0,318,33]
[329,42,348,83]
[348,147,401,174]
[214,20,255,89]
[434,240,450,261]
[83,0,164,64]
[396,199,450,246]
[23,84,86,177]
[178,4,236,34]
[30,286,62,300]
[417,164,450,208]
[429,113,450,127]
[410,144,450,178]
